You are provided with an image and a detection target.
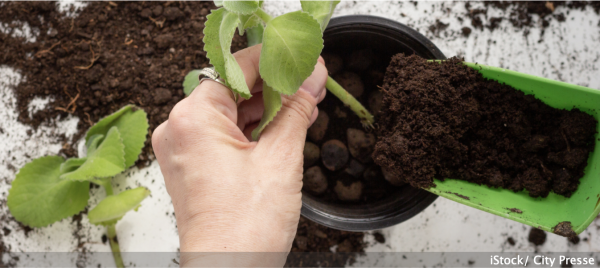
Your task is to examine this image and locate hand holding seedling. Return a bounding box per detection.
[152,45,328,267]
[183,0,374,141]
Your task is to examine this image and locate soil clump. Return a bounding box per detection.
[374,54,596,198]
[528,228,547,246]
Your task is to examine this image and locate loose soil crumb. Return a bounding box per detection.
[553,221,577,238]
[508,208,523,214]
[373,54,597,198]
[507,237,516,246]
[528,228,547,246]
[568,235,580,245]
[0,1,247,165]
[373,232,386,244]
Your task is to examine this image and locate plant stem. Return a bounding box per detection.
[101,178,124,268]
[107,224,125,268]
[101,179,113,196]
[255,8,273,23]
[326,76,374,127]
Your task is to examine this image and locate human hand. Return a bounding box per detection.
[151,44,327,267]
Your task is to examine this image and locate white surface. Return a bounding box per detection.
[1,1,600,268]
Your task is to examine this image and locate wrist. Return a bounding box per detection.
[177,212,295,267]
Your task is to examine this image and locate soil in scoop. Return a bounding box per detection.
[373,54,597,198]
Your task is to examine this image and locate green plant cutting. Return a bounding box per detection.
[7,105,150,268]
[183,0,374,140]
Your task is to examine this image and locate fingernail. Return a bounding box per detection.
[299,62,327,98]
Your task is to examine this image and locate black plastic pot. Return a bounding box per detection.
[300,15,446,232]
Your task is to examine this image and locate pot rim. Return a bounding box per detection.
[300,14,444,232]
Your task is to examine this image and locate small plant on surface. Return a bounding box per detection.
[183,0,374,140]
[7,105,150,268]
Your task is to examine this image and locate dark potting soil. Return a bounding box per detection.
[0,2,371,266]
[373,54,597,198]
[302,48,404,204]
[285,217,366,267]
[0,1,246,165]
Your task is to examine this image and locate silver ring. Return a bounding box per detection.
[198,67,238,103]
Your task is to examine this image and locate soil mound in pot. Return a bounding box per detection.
[373,54,597,198]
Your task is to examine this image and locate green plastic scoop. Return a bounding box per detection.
[423,62,600,237]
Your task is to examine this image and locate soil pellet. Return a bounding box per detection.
[347,128,376,163]
[334,71,364,98]
[307,111,329,142]
[321,140,349,171]
[302,166,328,195]
[303,142,320,168]
[334,180,363,202]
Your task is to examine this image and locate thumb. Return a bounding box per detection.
[256,61,328,153]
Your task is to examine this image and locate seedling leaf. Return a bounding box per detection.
[7,156,90,227]
[251,83,282,140]
[86,134,104,155]
[300,0,340,32]
[259,11,323,95]
[214,0,223,7]
[88,187,151,226]
[183,70,202,96]
[60,157,87,174]
[61,127,126,182]
[204,8,251,99]
[238,13,261,35]
[85,105,149,168]
[246,24,264,47]
[222,0,259,15]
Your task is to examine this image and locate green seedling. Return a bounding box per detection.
[7,105,150,268]
[183,0,374,140]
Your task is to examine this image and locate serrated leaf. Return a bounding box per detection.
[204,8,252,99]
[7,156,90,227]
[214,0,223,7]
[86,134,104,155]
[61,127,126,181]
[88,187,151,226]
[60,157,87,174]
[238,13,261,35]
[251,83,282,140]
[246,24,264,47]
[300,0,340,32]
[222,0,259,15]
[260,11,324,95]
[85,105,149,168]
[183,70,202,96]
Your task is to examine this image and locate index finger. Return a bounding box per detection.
[186,44,263,124]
